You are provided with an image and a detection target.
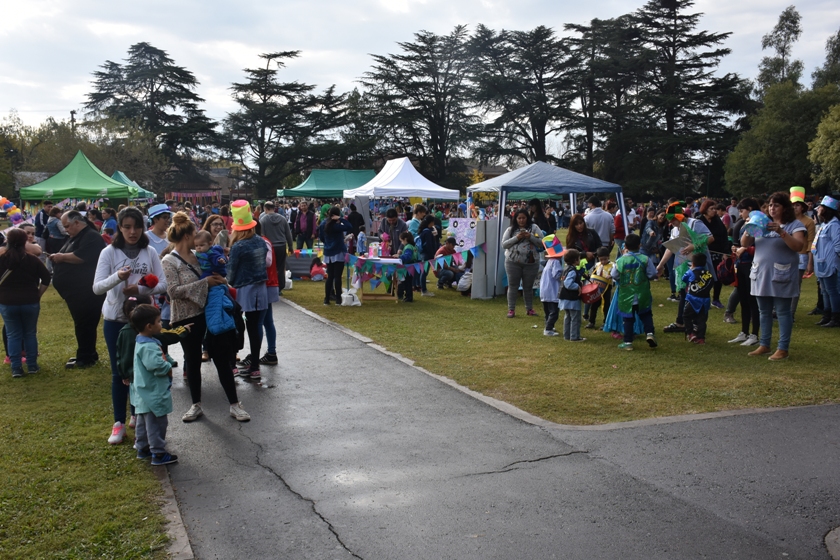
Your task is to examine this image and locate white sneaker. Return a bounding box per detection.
[182,403,203,423]
[230,402,251,422]
[128,415,137,429]
[740,334,759,346]
[108,422,126,445]
[728,332,748,343]
[543,330,560,336]
[421,291,435,297]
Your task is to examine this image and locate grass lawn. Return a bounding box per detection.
[284,250,840,425]
[0,290,168,559]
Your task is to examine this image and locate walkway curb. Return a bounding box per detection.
[153,466,194,560]
[827,527,840,560]
[279,298,828,431]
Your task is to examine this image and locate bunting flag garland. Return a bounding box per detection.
[370,278,382,289]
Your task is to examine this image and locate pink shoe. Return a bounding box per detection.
[527,309,538,317]
[3,356,9,365]
[507,310,515,318]
[611,332,622,339]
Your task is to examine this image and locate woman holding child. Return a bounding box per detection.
[740,192,806,361]
[162,212,250,423]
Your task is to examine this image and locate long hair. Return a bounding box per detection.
[510,209,532,234]
[202,215,224,233]
[528,199,550,232]
[767,192,795,224]
[2,229,28,268]
[324,206,342,234]
[565,213,586,248]
[230,228,255,246]
[112,207,149,249]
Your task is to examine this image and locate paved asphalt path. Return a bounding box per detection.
[165,300,839,559]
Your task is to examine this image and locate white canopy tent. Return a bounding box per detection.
[343,157,460,200]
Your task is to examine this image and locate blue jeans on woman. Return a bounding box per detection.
[104,320,134,424]
[819,273,840,315]
[259,306,276,355]
[756,296,793,351]
[0,303,40,372]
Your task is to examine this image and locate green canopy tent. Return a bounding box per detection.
[20,151,144,201]
[278,169,376,199]
[111,170,156,200]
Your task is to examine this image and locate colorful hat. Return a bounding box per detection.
[543,234,565,258]
[818,196,839,212]
[231,199,256,231]
[148,203,171,219]
[789,186,806,204]
[742,210,770,238]
[665,201,685,222]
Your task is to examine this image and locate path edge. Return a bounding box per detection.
[827,527,840,560]
[153,466,194,560]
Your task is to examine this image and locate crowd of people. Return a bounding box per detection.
[1,187,838,463]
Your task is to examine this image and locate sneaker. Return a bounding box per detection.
[584,322,596,329]
[151,452,178,466]
[507,310,515,318]
[451,282,458,289]
[249,368,261,379]
[611,332,623,339]
[569,337,587,342]
[663,323,684,333]
[687,333,697,343]
[236,355,252,369]
[421,291,435,297]
[259,353,278,365]
[27,365,40,374]
[128,415,137,429]
[646,333,658,348]
[711,300,724,309]
[618,342,634,350]
[108,422,126,445]
[728,332,748,343]
[692,337,706,345]
[11,368,24,378]
[230,402,251,422]
[437,283,444,289]
[807,307,823,316]
[236,367,251,378]
[723,313,736,324]
[740,334,759,346]
[666,295,680,303]
[182,403,203,423]
[136,446,152,460]
[526,309,538,316]
[543,330,559,336]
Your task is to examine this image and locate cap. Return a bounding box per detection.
[148,204,171,219]
[818,196,839,212]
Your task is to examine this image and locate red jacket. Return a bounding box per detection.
[263,237,279,288]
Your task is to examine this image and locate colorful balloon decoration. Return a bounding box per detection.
[0,197,23,224]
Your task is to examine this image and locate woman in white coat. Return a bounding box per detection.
[93,207,167,445]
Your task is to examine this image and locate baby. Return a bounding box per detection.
[194,230,227,279]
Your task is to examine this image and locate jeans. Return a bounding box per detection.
[135,412,169,455]
[683,304,708,339]
[437,268,464,288]
[0,303,40,371]
[819,273,840,315]
[296,235,313,250]
[563,308,582,340]
[756,296,793,351]
[736,267,759,336]
[543,302,559,332]
[104,320,133,424]
[260,305,276,354]
[623,305,655,344]
[505,260,539,311]
[64,294,105,363]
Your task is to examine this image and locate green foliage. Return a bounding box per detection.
[812,28,840,89]
[809,103,840,190]
[756,5,804,96]
[724,83,840,197]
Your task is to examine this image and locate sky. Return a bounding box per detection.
[2,0,839,128]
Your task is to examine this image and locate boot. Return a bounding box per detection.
[816,313,832,326]
[822,313,840,328]
[748,345,771,357]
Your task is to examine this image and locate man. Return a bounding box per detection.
[259,201,293,294]
[378,208,408,256]
[293,201,317,249]
[584,196,614,249]
[790,188,816,318]
[49,211,107,368]
[165,199,178,213]
[434,237,465,289]
[288,201,300,229]
[34,200,53,257]
[211,200,220,215]
[347,203,365,236]
[145,204,171,256]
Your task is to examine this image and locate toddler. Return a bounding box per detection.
[682,252,712,344]
[586,246,615,330]
[538,235,564,336]
[194,231,234,336]
[310,257,326,281]
[397,231,419,303]
[558,249,586,342]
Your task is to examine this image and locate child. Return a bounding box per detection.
[310,257,326,281]
[194,230,235,337]
[194,230,227,277]
[539,235,564,336]
[558,249,586,342]
[397,231,419,303]
[356,230,367,256]
[586,246,615,330]
[682,253,713,344]
[116,296,188,438]
[610,233,658,351]
[130,304,178,466]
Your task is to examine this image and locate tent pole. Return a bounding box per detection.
[495,189,508,297]
[617,194,629,241]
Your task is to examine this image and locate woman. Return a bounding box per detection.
[813,196,840,327]
[45,206,68,255]
[318,206,353,305]
[162,212,250,422]
[228,200,270,379]
[0,223,42,258]
[564,214,602,267]
[202,214,229,251]
[727,198,761,345]
[740,192,806,360]
[698,199,731,308]
[0,229,51,378]
[502,210,544,318]
[528,199,551,235]
[219,204,233,232]
[641,209,666,263]
[416,214,440,296]
[93,207,168,445]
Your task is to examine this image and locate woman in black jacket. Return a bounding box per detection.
[417,215,440,296]
[564,214,601,269]
[698,200,731,308]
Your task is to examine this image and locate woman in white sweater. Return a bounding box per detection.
[93,207,167,445]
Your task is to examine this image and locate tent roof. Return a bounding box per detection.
[112,170,156,200]
[278,169,376,198]
[343,157,460,200]
[467,161,621,195]
[20,151,142,200]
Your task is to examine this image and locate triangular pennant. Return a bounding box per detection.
[370,278,381,289]
[470,247,479,257]
[406,265,415,276]
[397,269,407,280]
[435,257,445,270]
[375,263,382,273]
[382,277,392,291]
[444,255,453,266]
[424,261,431,273]
[414,263,422,275]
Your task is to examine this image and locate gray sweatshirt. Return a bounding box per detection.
[259,212,293,247]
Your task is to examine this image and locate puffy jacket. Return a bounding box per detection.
[206,286,236,335]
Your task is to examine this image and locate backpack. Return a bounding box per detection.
[716,255,736,286]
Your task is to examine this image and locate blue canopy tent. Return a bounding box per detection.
[467,161,628,297]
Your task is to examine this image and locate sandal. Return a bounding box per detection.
[663,323,684,333]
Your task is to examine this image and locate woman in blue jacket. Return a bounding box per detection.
[318,206,353,305]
